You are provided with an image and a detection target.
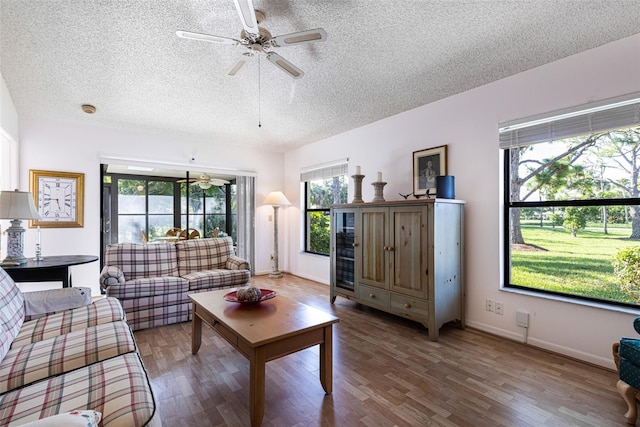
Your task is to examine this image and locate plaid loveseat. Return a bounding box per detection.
[0,268,159,426]
[100,237,250,331]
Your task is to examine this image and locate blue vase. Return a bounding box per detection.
[436,175,455,199]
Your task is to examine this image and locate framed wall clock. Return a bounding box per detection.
[29,170,84,228]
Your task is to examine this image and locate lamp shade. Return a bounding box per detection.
[0,190,41,220]
[264,191,291,206]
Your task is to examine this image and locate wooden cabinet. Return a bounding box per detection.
[330,199,464,341]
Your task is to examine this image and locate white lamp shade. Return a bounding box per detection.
[0,190,41,220]
[264,191,291,206]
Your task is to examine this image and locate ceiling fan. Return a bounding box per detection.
[178,174,230,190]
[176,0,327,79]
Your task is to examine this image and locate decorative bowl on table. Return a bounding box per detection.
[224,287,276,304]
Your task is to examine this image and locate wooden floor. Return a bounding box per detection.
[134,275,627,427]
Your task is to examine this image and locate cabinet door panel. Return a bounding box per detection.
[331,209,356,293]
[359,209,388,288]
[391,208,428,298]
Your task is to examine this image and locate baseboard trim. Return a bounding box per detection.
[466,320,616,370]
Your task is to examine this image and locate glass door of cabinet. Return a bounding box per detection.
[332,208,356,292]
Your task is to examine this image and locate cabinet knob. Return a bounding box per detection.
[352,243,358,247]
[369,293,375,298]
[404,303,411,309]
[388,246,394,251]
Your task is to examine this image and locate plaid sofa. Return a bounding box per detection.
[0,268,159,426]
[100,237,250,331]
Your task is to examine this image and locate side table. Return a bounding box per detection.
[1,255,99,288]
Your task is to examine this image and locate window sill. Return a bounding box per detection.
[299,251,329,259]
[502,286,640,315]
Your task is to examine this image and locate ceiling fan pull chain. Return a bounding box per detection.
[258,55,262,128]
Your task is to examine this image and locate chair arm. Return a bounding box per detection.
[99,265,126,291]
[22,287,92,316]
[226,255,250,271]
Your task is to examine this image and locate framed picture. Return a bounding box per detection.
[29,170,84,228]
[413,145,447,196]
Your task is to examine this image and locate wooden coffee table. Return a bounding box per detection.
[189,289,339,427]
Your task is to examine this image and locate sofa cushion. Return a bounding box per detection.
[0,320,136,393]
[183,269,251,292]
[104,242,179,280]
[0,352,156,427]
[0,268,25,361]
[119,296,191,331]
[105,276,188,299]
[11,297,124,348]
[176,237,235,275]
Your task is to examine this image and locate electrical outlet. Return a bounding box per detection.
[495,301,504,315]
[486,298,494,312]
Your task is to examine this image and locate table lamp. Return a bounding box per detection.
[264,191,290,278]
[0,190,41,265]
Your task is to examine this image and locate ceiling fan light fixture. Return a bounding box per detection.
[198,182,213,190]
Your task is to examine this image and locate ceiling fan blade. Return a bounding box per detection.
[228,58,248,76]
[210,179,230,186]
[233,0,259,36]
[176,30,240,45]
[269,28,327,47]
[266,52,304,79]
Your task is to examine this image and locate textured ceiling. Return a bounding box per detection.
[1,0,639,153]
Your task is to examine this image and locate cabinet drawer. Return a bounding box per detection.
[358,284,390,309]
[390,294,428,319]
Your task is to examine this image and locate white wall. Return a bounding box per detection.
[17,116,285,294]
[284,33,640,368]
[0,74,19,142]
[0,74,19,191]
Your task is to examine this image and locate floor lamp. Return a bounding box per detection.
[264,191,290,278]
[0,190,41,265]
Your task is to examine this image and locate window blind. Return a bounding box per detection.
[300,159,348,182]
[499,92,640,149]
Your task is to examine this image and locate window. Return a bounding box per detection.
[181,183,236,240]
[301,162,348,255]
[116,178,175,242]
[501,93,640,307]
[103,172,236,244]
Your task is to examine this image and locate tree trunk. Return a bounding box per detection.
[510,149,525,244]
[511,208,524,244]
[630,206,640,240]
[602,205,608,234]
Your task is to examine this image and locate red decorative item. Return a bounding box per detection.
[224,289,276,304]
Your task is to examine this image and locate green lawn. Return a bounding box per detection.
[511,225,640,305]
